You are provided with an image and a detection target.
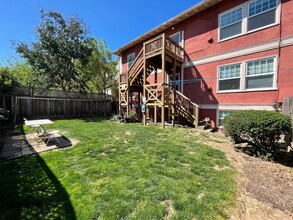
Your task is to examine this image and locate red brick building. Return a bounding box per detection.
[115,0,293,127]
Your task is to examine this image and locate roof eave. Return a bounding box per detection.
[114,0,222,56]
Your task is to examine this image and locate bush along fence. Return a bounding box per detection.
[0,87,113,123]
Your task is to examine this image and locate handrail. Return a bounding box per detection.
[145,82,163,87]
[145,36,163,56]
[176,90,199,108]
[128,48,143,73]
[144,34,184,60]
[165,35,185,53]
[144,34,164,45]
[126,34,184,85]
[165,35,185,59]
[128,48,144,82]
[174,89,199,124]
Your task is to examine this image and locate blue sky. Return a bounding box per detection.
[0,0,200,65]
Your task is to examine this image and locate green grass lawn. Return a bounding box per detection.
[0,119,236,219]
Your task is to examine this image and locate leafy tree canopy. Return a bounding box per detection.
[84,38,117,94]
[0,67,19,93]
[5,58,45,88]
[16,10,92,92]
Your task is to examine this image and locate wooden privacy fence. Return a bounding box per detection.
[283,96,293,127]
[0,88,113,123]
[14,96,111,122]
[282,96,293,146]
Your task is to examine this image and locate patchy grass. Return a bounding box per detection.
[0,119,236,219]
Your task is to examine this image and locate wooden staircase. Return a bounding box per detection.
[128,49,157,86]
[174,90,199,126]
[119,33,199,127]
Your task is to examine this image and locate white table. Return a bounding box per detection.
[25,119,53,135]
[24,119,53,127]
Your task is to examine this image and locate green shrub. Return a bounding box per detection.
[125,110,137,122]
[0,68,19,93]
[223,110,291,158]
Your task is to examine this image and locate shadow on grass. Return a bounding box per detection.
[0,155,76,219]
[0,121,14,137]
[45,135,72,148]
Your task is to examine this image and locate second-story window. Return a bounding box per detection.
[248,0,278,31]
[220,7,243,40]
[219,0,279,41]
[170,32,181,45]
[127,52,135,69]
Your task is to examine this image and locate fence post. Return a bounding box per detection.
[10,95,15,121]
[13,96,18,124]
[282,97,293,149]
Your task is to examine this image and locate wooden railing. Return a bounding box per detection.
[175,90,199,123]
[145,35,163,57]
[128,49,144,83]
[143,82,199,124]
[165,37,184,58]
[144,34,184,61]
[145,83,164,104]
[120,34,185,85]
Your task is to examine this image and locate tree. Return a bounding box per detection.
[16,10,92,92]
[5,58,45,89]
[0,68,19,93]
[84,38,117,94]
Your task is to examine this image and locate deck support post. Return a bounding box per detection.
[154,105,157,124]
[126,85,129,116]
[143,45,147,126]
[138,91,141,121]
[171,58,176,127]
[118,86,121,117]
[161,34,166,129]
[126,65,130,117]
[154,66,158,124]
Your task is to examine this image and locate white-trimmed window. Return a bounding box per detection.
[218,64,241,91]
[127,52,135,69]
[218,110,236,126]
[220,7,243,40]
[246,58,275,89]
[170,32,181,45]
[218,56,277,92]
[219,0,279,41]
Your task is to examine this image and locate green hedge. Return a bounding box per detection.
[223,110,291,158]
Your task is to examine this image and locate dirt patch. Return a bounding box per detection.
[125,131,135,136]
[195,130,293,220]
[160,200,175,219]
